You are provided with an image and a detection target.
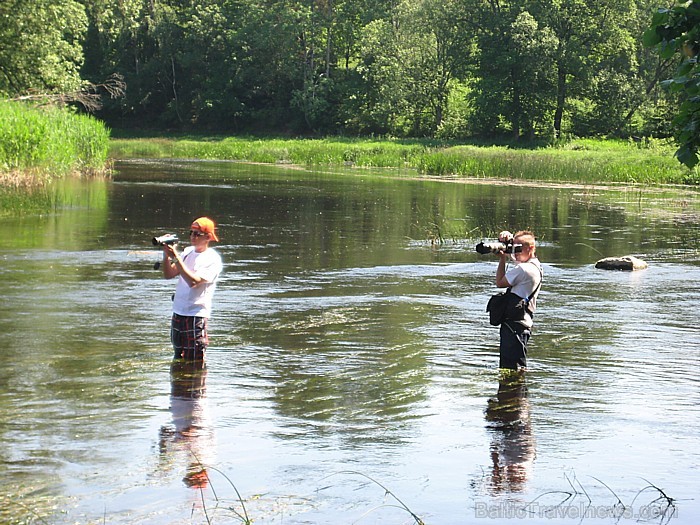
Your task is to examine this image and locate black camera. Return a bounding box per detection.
[476,240,523,255]
[152,234,179,246]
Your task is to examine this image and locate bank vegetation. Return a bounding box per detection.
[0,100,110,186]
[109,134,698,186]
[4,1,700,186]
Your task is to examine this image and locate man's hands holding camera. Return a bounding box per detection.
[475,231,521,256]
[162,242,182,268]
[498,231,514,243]
[495,231,513,258]
[163,242,178,257]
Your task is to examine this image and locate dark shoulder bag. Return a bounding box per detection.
[486,290,513,326]
[486,265,543,326]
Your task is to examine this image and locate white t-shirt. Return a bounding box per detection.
[172,246,223,318]
[505,258,543,327]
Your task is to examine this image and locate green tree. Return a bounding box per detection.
[0,0,87,96]
[508,11,557,139]
[291,0,338,132]
[616,1,677,137]
[645,0,700,167]
[81,0,159,120]
[292,0,395,133]
[466,0,555,139]
[231,1,310,131]
[463,0,666,140]
[66,0,679,140]
[403,0,475,134]
[352,18,404,134]
[539,0,650,137]
[351,0,474,136]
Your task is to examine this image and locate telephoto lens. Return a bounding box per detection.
[475,241,522,254]
[476,241,505,254]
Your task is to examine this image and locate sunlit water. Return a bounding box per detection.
[1,159,699,524]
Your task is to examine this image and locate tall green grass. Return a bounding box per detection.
[110,136,427,168]
[1,100,111,215]
[0,100,110,180]
[416,142,690,185]
[109,135,699,185]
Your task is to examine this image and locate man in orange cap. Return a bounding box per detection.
[162,217,223,360]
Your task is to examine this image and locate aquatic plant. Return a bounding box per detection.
[187,462,425,524]
[507,471,678,523]
[328,471,426,525]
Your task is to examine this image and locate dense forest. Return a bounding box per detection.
[0,0,684,141]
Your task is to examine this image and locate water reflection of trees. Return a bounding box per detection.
[159,360,214,489]
[484,371,535,494]
[251,301,430,447]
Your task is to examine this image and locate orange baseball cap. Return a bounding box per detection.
[191,217,220,242]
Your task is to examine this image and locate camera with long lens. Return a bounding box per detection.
[475,240,523,255]
[152,234,179,246]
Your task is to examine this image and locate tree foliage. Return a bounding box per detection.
[0,0,87,95]
[645,0,700,167]
[0,0,682,144]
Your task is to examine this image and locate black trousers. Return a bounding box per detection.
[499,321,531,370]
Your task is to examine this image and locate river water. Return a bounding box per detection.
[1,159,699,524]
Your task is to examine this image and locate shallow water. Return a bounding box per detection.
[1,159,699,524]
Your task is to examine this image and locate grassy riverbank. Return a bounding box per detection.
[0,100,111,185]
[109,134,699,186]
[0,100,111,215]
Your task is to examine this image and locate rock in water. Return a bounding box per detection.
[595,256,648,271]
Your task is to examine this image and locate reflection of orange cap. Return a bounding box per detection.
[191,217,220,242]
[183,468,209,489]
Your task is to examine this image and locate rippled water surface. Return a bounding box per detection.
[1,160,699,524]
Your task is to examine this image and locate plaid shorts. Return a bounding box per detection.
[171,314,209,360]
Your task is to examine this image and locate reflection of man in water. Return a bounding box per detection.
[159,359,214,488]
[484,371,535,494]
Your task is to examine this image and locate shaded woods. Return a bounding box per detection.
[0,0,680,140]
